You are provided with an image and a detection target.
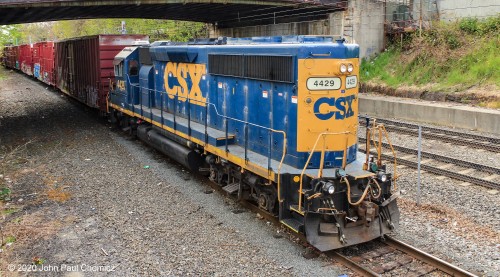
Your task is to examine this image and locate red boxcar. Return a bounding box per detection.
[2,45,19,69]
[55,34,149,112]
[19,44,34,76]
[33,41,55,85]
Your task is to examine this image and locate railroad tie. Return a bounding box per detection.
[458,168,476,175]
[482,174,498,181]
[437,163,454,169]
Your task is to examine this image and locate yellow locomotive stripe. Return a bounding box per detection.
[280,221,299,233]
[109,103,276,182]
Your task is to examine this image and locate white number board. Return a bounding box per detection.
[306,77,341,91]
[346,75,357,89]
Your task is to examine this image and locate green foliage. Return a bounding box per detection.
[362,15,500,92]
[459,16,499,35]
[444,31,460,49]
[459,18,479,34]
[0,187,11,201]
[361,49,401,87]
[5,235,16,244]
[0,25,22,47]
[12,19,209,43]
[2,19,206,45]
[1,208,18,215]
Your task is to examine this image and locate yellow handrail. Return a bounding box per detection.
[298,131,355,213]
[364,122,398,191]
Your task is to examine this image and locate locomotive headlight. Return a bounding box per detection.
[340,64,347,73]
[378,172,388,182]
[322,182,335,195]
[347,63,354,73]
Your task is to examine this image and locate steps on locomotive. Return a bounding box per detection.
[289,204,305,215]
[280,218,304,233]
[135,105,236,147]
[223,183,240,194]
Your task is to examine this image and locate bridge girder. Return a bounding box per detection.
[0,0,346,27]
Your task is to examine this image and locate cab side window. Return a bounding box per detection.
[114,62,123,77]
[129,60,139,76]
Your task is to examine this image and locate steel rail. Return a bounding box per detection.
[359,116,500,153]
[359,148,499,190]
[358,137,500,175]
[384,236,478,277]
[359,115,499,144]
[328,251,381,276]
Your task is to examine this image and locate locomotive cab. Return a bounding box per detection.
[110,46,143,111]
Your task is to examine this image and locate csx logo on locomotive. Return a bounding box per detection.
[164,62,207,106]
[313,95,356,120]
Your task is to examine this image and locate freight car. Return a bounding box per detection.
[108,36,400,251]
[1,45,18,69]
[32,41,56,86]
[55,35,149,112]
[2,35,149,109]
[19,44,33,76]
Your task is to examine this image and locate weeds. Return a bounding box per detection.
[1,207,18,215]
[361,15,500,95]
[0,187,11,201]
[0,140,35,203]
[5,235,15,244]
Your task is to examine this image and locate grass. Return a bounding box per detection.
[361,16,500,94]
[1,208,18,215]
[0,187,11,201]
[0,65,7,80]
[5,235,16,244]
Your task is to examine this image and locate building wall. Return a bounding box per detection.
[436,0,499,22]
[346,0,385,58]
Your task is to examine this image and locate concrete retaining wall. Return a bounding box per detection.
[359,94,500,134]
[437,0,500,22]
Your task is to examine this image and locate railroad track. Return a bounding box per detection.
[331,236,477,276]
[358,138,500,190]
[201,177,475,277]
[359,115,500,153]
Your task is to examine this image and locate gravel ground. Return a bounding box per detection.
[357,118,500,275]
[0,69,342,276]
[1,68,499,277]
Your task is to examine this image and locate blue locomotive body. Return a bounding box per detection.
[109,36,400,251]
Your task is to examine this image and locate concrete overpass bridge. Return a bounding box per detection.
[0,0,346,28]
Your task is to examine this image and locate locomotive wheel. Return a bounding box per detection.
[258,193,268,210]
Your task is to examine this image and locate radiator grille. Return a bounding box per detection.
[208,54,244,77]
[208,54,293,83]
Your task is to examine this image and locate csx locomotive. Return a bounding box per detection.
[108,36,400,251]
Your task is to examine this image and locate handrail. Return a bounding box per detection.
[298,131,355,213]
[122,74,288,202]
[364,120,398,191]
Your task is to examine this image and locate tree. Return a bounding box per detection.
[0,25,22,47]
